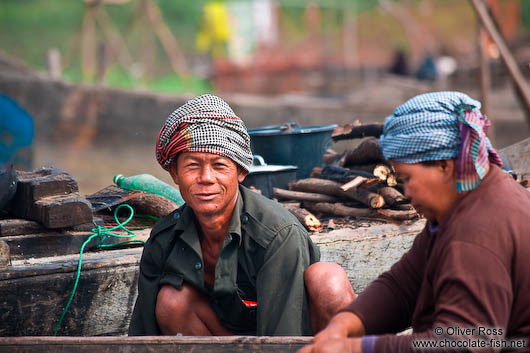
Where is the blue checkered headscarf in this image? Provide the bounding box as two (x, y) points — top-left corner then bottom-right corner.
(379, 91), (502, 192)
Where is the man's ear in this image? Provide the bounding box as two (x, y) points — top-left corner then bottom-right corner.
(169, 161), (179, 184)
(439, 159), (456, 181)
(237, 167), (248, 183)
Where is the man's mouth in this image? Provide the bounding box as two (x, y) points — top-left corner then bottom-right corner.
(195, 193), (218, 201)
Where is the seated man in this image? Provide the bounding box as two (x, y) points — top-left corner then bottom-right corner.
(129, 94), (354, 336)
(298, 92), (530, 352)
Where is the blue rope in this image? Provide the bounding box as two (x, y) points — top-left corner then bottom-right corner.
(53, 204), (145, 336)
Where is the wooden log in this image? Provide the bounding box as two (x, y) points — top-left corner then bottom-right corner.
(520, 178), (530, 188)
(282, 204), (322, 232)
(304, 202), (373, 218)
(320, 165), (375, 183)
(336, 163), (390, 182)
(0, 336), (312, 353)
(305, 202), (418, 221)
(390, 203), (415, 211)
(125, 194), (178, 218)
(290, 178), (385, 209)
(376, 209), (419, 221)
(377, 186), (408, 206)
(273, 188), (340, 203)
(322, 149), (343, 165)
(386, 173), (398, 187)
(310, 167), (323, 178)
(339, 138), (385, 166)
(340, 176), (366, 191)
(331, 123), (383, 142)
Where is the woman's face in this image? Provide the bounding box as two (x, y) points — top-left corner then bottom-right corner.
(392, 160), (460, 224)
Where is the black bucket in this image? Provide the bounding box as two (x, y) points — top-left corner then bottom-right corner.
(248, 123), (337, 179)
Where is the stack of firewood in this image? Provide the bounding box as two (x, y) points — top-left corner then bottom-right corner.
(274, 122), (420, 231)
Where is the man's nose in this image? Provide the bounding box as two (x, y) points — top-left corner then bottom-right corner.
(198, 165), (215, 183)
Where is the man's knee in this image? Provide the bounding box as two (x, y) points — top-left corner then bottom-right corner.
(156, 284), (196, 325)
(305, 262), (356, 300)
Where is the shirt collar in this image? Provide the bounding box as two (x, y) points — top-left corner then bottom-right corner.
(170, 190), (244, 248)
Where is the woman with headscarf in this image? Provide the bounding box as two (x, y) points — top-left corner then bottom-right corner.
(298, 91), (530, 353)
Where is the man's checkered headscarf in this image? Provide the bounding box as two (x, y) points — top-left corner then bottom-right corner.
(379, 91), (502, 192)
(156, 94), (253, 172)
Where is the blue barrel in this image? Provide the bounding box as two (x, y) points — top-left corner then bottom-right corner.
(248, 123), (337, 179)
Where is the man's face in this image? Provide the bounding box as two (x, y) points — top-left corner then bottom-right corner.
(170, 152), (247, 217)
(392, 160), (457, 223)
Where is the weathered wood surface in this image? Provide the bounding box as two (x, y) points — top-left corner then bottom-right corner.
(13, 169), (79, 202)
(314, 220), (425, 294)
(1, 229), (150, 261)
(0, 248), (142, 336)
(0, 220), (425, 337)
(0, 240), (9, 268)
(31, 193), (93, 229)
(0, 219), (44, 237)
(9, 169), (93, 228)
(0, 336), (312, 353)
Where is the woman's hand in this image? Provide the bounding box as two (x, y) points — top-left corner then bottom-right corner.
(297, 312), (366, 353)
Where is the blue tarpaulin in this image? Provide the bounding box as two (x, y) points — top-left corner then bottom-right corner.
(0, 94), (34, 169)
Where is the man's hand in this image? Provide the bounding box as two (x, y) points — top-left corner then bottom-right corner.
(296, 337), (362, 353)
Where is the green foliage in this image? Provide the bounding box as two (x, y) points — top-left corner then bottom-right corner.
(147, 74), (212, 94)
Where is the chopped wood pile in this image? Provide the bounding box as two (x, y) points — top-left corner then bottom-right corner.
(274, 122), (420, 232)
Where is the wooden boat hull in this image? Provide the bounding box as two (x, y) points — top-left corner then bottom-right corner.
(0, 221), (424, 337)
(0, 336), (312, 353)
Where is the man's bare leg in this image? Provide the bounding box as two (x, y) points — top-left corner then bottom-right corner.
(304, 262), (356, 334)
(155, 283), (234, 336)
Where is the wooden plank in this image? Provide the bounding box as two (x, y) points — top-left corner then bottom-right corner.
(32, 193), (93, 229)
(0, 239), (9, 268)
(2, 228), (149, 261)
(0, 219), (45, 237)
(0, 249), (142, 336)
(13, 168), (79, 202)
(0, 336), (312, 353)
(0, 247), (143, 281)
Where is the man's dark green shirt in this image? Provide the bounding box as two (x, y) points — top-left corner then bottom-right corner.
(128, 185), (320, 336)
